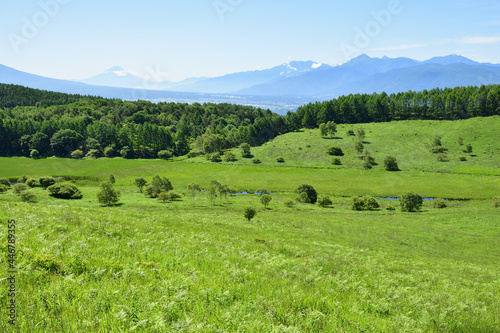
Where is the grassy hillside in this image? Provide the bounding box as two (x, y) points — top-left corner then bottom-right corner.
(1, 187), (499, 331)
(0, 116), (499, 331)
(188, 116), (500, 176)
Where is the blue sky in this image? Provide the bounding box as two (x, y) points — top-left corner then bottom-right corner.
(1, 0), (499, 82)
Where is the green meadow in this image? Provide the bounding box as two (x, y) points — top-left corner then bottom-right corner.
(0, 116), (499, 332)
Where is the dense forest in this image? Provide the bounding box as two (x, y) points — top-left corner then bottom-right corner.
(1, 83), (499, 158)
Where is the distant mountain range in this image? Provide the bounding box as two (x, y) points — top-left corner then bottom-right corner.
(1, 55), (500, 114)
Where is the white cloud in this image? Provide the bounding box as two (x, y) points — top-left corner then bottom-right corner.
(311, 63), (322, 69)
(460, 36), (500, 44)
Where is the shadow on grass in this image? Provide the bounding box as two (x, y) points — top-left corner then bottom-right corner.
(322, 137), (344, 140)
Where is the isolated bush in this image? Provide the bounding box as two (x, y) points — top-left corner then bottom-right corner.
(317, 195), (333, 208)
(465, 144), (473, 154)
(244, 207), (257, 221)
(433, 198), (447, 209)
(252, 158), (261, 164)
(47, 183), (83, 200)
(347, 129), (355, 136)
(30, 149), (41, 159)
(459, 156), (467, 161)
(457, 136), (464, 146)
(97, 182), (120, 207)
(0, 178), (11, 187)
(284, 199), (296, 208)
(433, 135), (442, 146)
(332, 158), (342, 165)
(363, 152), (376, 166)
(356, 128), (366, 141)
(26, 178), (40, 188)
(384, 156), (399, 171)
(109, 174), (116, 184)
(158, 150), (173, 160)
(71, 150), (84, 159)
(320, 121), (337, 137)
(0, 185), (8, 193)
(13, 183), (28, 195)
(260, 194), (272, 209)
(276, 157), (285, 163)
(363, 161), (373, 170)
(351, 196), (379, 211)
(296, 184), (317, 204)
(134, 178), (147, 193)
(327, 146), (344, 156)
(436, 153), (448, 162)
(39, 176), (56, 189)
(20, 190), (37, 203)
(241, 143), (252, 158)
(224, 152), (237, 162)
(430, 146), (446, 154)
(386, 205), (396, 211)
(355, 141), (364, 156)
(400, 192), (423, 212)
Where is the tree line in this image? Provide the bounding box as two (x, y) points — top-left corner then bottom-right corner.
(293, 85), (500, 128)
(0, 84), (288, 158)
(1, 83), (499, 158)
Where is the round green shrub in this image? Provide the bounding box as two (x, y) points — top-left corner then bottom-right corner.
(26, 178), (40, 188)
(47, 183), (83, 200)
(400, 192), (423, 212)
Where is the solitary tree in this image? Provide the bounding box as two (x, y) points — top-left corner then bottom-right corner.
(465, 144), (473, 154)
(296, 184), (317, 204)
(319, 123), (328, 137)
(240, 143), (252, 158)
(187, 183), (200, 206)
(325, 121), (337, 137)
(260, 194), (272, 209)
(207, 180), (221, 205)
(109, 174), (116, 184)
(244, 207), (257, 221)
(384, 156), (399, 171)
(97, 181), (121, 207)
(134, 178), (147, 193)
(400, 192), (423, 212)
(356, 128), (366, 141)
(355, 141), (364, 157)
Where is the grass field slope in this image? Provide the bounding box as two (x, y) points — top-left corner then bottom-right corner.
(189, 116), (500, 176)
(0, 116), (499, 332)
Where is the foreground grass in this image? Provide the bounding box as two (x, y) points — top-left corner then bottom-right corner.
(1, 186), (499, 332)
